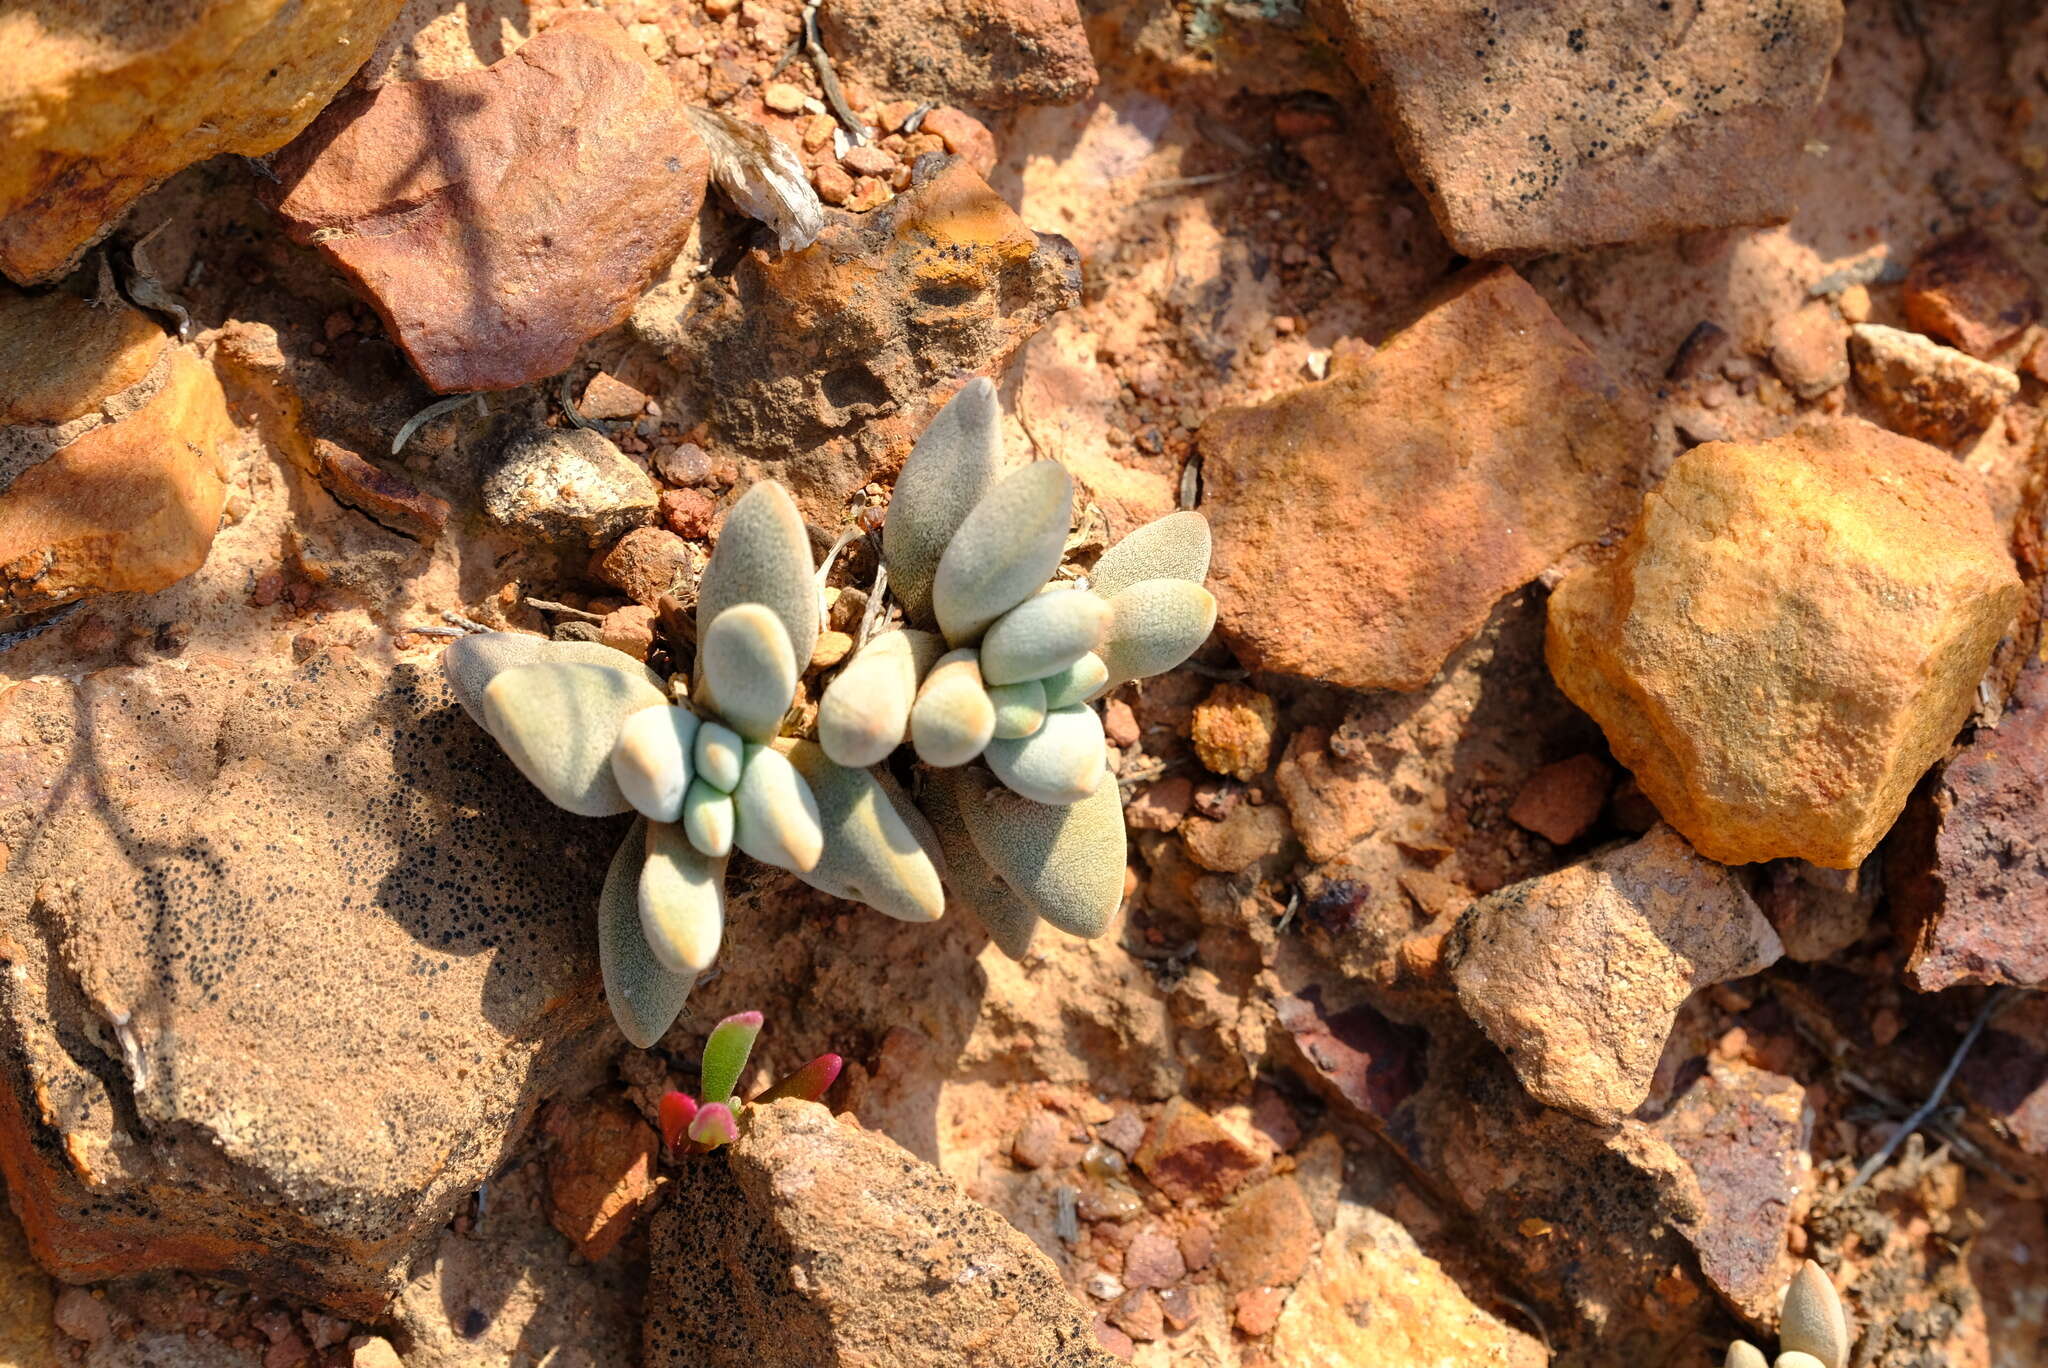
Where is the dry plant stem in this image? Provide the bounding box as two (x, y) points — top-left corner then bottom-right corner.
(802, 0), (869, 144)
(526, 598), (607, 623)
(1842, 988), (2013, 1196)
(392, 394), (480, 455)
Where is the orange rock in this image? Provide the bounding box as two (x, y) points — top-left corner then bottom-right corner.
(543, 1097), (658, 1261)
(1902, 229), (2041, 358)
(1506, 753), (1612, 845)
(1132, 1099), (1262, 1204)
(819, 0), (1096, 109)
(1190, 682), (1277, 782)
(1180, 803), (1292, 874)
(0, 349), (229, 614)
(0, 285), (167, 426)
(1199, 266), (1647, 691)
(1213, 1175), (1317, 1293)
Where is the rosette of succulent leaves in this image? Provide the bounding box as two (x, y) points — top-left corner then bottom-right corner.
(658, 1010), (843, 1154)
(1724, 1261), (1853, 1368)
(444, 379), (1212, 1048)
(819, 377), (1215, 958)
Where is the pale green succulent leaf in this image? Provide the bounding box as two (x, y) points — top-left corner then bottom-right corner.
(1723, 1344), (1767, 1368)
(983, 704), (1106, 806)
(682, 778), (735, 858)
(932, 461), (1073, 646)
(1038, 652), (1108, 710)
(700, 602), (799, 741)
(978, 588), (1111, 687)
(920, 767), (1039, 959)
(1097, 579), (1218, 694)
(599, 819), (697, 1048)
(1780, 1262), (1849, 1368)
(733, 742), (825, 874)
(910, 648), (996, 767)
(611, 704), (699, 823)
(987, 678), (1048, 740)
(884, 377), (1003, 627)
(696, 481), (819, 669)
(954, 766), (1126, 938)
(693, 719), (745, 793)
(1088, 510), (1211, 600)
(482, 661), (669, 816)
(1775, 1355), (1826, 1368)
(444, 631), (664, 728)
(817, 628), (941, 768)
(640, 819), (727, 974)
(784, 740), (946, 922)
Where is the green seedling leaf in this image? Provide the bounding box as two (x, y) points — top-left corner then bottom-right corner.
(699, 1011), (764, 1104)
(659, 1090), (698, 1155)
(686, 1100), (739, 1149)
(754, 1053), (844, 1105)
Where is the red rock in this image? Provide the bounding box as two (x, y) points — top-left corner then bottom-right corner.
(1101, 698), (1140, 749)
(1010, 1107), (1077, 1170)
(814, 162), (855, 205)
(1315, 0), (1843, 256)
(0, 284), (167, 427)
(1890, 658), (2048, 990)
(1120, 1229), (1185, 1290)
(1232, 1285), (1286, 1337)
(659, 488), (718, 540)
(543, 1096), (659, 1261)
(1126, 777), (1192, 832)
(579, 373), (650, 422)
(1199, 266), (1646, 691)
(312, 440), (449, 542)
(1132, 1099), (1263, 1205)
(1768, 300), (1850, 399)
(919, 107), (998, 176)
(842, 143), (896, 178)
(1108, 1289), (1163, 1342)
(653, 443), (714, 487)
(1902, 229), (2041, 358)
(819, 0), (1097, 110)
(600, 605), (659, 661)
(267, 13), (709, 393)
(1272, 727), (1379, 864)
(1213, 1175), (1318, 1293)
(1506, 753), (1611, 845)
(1274, 989), (1427, 1124)
(598, 526), (696, 607)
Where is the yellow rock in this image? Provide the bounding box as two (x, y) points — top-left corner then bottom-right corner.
(1548, 418), (2022, 868)
(0, 283), (167, 425)
(0, 0), (407, 283)
(0, 348), (231, 613)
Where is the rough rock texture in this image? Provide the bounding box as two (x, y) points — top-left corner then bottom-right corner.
(644, 157), (1078, 517)
(1652, 1059), (1810, 1327)
(1314, 0), (1844, 256)
(1269, 1199), (1547, 1367)
(1200, 266), (1646, 691)
(1768, 300), (1850, 399)
(644, 1100), (1118, 1367)
(0, 347), (230, 614)
(1902, 229), (2041, 358)
(267, 12), (709, 393)
(0, 285), (168, 435)
(1547, 419), (2022, 868)
(542, 1096), (657, 1261)
(0, 0), (408, 283)
(0, 1182), (59, 1368)
(1447, 825), (1783, 1124)
(482, 426), (660, 550)
(0, 648), (618, 1314)
(1889, 657), (2048, 990)
(1848, 323), (2020, 446)
(820, 0), (1096, 109)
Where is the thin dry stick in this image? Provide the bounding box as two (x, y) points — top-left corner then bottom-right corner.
(1842, 988), (2012, 1197)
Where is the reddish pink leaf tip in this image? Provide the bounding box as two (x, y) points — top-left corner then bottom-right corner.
(659, 1090), (698, 1154)
(720, 1010), (766, 1029)
(753, 1052), (845, 1105)
(688, 1101), (739, 1148)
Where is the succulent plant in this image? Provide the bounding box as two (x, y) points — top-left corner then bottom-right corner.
(1725, 1259), (1852, 1368)
(658, 1009), (844, 1155)
(815, 378), (1215, 956)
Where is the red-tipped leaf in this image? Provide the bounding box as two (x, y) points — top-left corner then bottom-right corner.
(687, 1100), (739, 1149)
(754, 1053), (844, 1105)
(658, 1090), (698, 1154)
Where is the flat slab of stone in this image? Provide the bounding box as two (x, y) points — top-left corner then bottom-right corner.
(0, 648), (617, 1315)
(1199, 265), (1646, 691)
(1315, 0), (1843, 256)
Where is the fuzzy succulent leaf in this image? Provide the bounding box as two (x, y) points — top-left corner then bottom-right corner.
(910, 648), (996, 767)
(732, 743), (824, 873)
(686, 1100), (740, 1148)
(696, 481), (819, 676)
(920, 766), (1039, 959)
(884, 377), (1003, 627)
(931, 461), (1073, 646)
(598, 819), (697, 1048)
(983, 704), (1107, 806)
(1037, 653), (1109, 710)
(1775, 1355), (1826, 1368)
(817, 628), (943, 767)
(1723, 1346), (1767, 1368)
(700, 602), (799, 741)
(977, 587), (1111, 686)
(784, 740), (947, 922)
(682, 778), (735, 857)
(658, 1089), (698, 1153)
(611, 705), (699, 823)
(754, 1053), (844, 1105)
(1780, 1263), (1849, 1368)
(482, 661), (669, 816)
(1088, 510), (1211, 600)
(693, 720), (744, 793)
(444, 631), (666, 729)
(986, 678), (1048, 740)
(950, 765), (1126, 939)
(1098, 578), (1218, 694)
(639, 818), (727, 974)
(699, 1010), (763, 1104)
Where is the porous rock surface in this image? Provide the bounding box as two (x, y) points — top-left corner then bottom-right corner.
(1848, 322), (2021, 446)
(1547, 418), (2022, 869)
(1446, 825), (1783, 1124)
(267, 12), (709, 393)
(1199, 265), (1646, 692)
(0, 0), (408, 283)
(0, 648), (619, 1314)
(819, 0), (1098, 109)
(1314, 0), (1844, 256)
(645, 1099), (1118, 1368)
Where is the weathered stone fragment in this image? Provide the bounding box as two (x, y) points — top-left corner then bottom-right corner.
(1902, 229), (2040, 358)
(1849, 323), (2019, 446)
(819, 0), (1097, 109)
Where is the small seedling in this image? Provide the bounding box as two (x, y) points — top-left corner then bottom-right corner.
(657, 1010), (844, 1156)
(1725, 1259), (1852, 1368)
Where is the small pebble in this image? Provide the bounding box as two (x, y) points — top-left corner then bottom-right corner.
(763, 82), (806, 115)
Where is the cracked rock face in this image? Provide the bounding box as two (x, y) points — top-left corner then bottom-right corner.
(0, 648), (619, 1315)
(1547, 417), (2023, 869)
